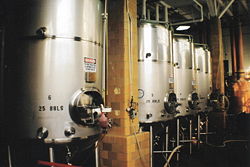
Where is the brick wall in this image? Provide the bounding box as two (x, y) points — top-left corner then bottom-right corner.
(99, 0), (150, 166)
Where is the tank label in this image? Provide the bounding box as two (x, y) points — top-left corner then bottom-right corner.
(145, 99), (160, 103)
(169, 77), (174, 83)
(84, 57), (96, 72)
(177, 98), (186, 101)
(38, 105), (64, 112)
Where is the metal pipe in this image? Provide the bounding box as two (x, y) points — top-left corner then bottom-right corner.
(239, 0), (249, 12)
(49, 147), (55, 167)
(169, 31), (174, 80)
(147, 9), (151, 20)
(159, 1), (170, 23)
(164, 6), (169, 23)
(194, 43), (208, 47)
(0, 28), (5, 138)
(180, 140), (198, 143)
(153, 151), (175, 153)
(174, 34), (193, 41)
(155, 3), (160, 21)
(142, 0), (147, 19)
(171, 0), (203, 26)
(95, 141), (99, 167)
(189, 119), (192, 155)
(165, 126), (169, 158)
(150, 126), (153, 167)
(8, 146), (12, 167)
(176, 118), (180, 161)
(102, 0), (108, 101)
(218, 0), (235, 19)
(140, 19), (168, 24)
(205, 116), (209, 143)
(197, 114), (201, 149)
(216, 0), (233, 16)
(214, 0), (218, 16)
(195, 132), (215, 135)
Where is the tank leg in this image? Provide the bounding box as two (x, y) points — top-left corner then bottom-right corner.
(150, 125), (153, 167)
(176, 118), (180, 161)
(95, 141), (99, 167)
(197, 114), (201, 149)
(49, 146), (55, 167)
(205, 116), (209, 144)
(189, 119), (192, 155)
(165, 126), (169, 158)
(7, 145), (12, 167)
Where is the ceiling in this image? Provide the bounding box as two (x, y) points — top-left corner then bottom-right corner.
(0, 0), (249, 27)
(138, 0), (250, 27)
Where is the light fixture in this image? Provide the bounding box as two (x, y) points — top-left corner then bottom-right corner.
(176, 25), (190, 31)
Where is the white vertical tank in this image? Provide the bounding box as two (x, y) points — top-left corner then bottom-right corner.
(138, 23), (177, 123)
(173, 36), (199, 117)
(4, 0), (106, 144)
(195, 45), (209, 113)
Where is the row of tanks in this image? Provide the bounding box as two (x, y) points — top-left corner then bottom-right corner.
(137, 19), (212, 166)
(138, 22), (212, 123)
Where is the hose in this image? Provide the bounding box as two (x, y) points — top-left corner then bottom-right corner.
(163, 145), (183, 167)
(37, 160), (82, 167)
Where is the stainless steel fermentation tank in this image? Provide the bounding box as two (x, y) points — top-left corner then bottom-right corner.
(4, 0), (107, 143)
(138, 23), (177, 123)
(173, 36), (199, 117)
(195, 45), (212, 113)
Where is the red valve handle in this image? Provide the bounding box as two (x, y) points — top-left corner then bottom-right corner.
(37, 160), (82, 167)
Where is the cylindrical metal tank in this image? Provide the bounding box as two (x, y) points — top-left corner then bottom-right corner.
(4, 0), (105, 143)
(173, 36), (199, 116)
(195, 45), (209, 113)
(138, 23), (176, 123)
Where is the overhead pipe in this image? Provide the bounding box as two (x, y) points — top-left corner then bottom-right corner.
(155, 3), (160, 21)
(140, 0), (169, 24)
(216, 0), (233, 16)
(159, 1), (170, 23)
(142, 0), (147, 19)
(171, 0), (203, 26)
(147, 9), (151, 20)
(194, 43), (209, 48)
(218, 0), (235, 19)
(239, 0), (249, 12)
(174, 34), (193, 43)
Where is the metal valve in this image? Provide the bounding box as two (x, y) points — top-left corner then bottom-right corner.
(164, 92), (180, 114)
(126, 96), (137, 120)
